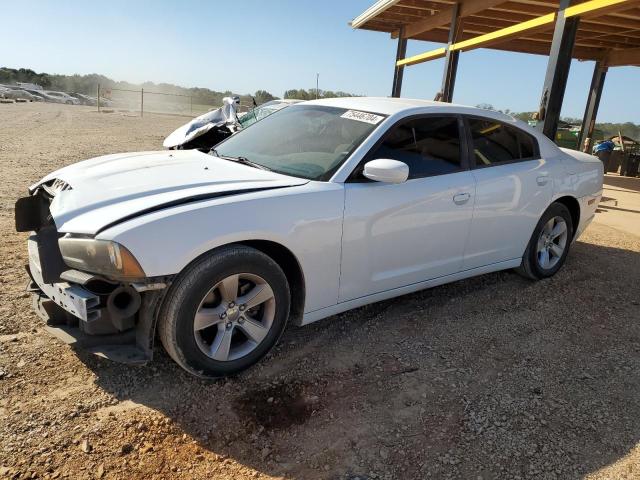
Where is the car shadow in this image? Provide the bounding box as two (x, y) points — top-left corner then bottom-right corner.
(79, 238), (640, 479)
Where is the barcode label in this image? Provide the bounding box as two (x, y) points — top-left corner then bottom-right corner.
(341, 110), (384, 125)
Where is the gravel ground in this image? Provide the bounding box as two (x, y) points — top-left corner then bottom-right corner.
(1, 103), (639, 480)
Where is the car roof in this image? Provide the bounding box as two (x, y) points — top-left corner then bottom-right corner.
(302, 96), (515, 121)
(301, 96), (557, 155)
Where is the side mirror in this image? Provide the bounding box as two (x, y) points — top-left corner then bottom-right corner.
(363, 159), (409, 184)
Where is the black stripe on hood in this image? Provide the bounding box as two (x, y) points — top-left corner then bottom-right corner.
(95, 185), (296, 235)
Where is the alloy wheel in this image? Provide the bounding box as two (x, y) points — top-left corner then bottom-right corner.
(536, 216), (568, 270)
(193, 273), (275, 361)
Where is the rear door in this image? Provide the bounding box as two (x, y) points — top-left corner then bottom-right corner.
(339, 115), (476, 302)
(462, 116), (552, 270)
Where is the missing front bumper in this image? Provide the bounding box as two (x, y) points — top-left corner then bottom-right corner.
(29, 286), (164, 365)
(19, 190), (164, 365)
(31, 291), (148, 364)
(27, 235), (165, 365)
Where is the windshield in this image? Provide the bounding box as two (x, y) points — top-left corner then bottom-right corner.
(215, 105), (384, 180)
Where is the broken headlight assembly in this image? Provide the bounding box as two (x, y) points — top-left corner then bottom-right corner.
(58, 236), (146, 280)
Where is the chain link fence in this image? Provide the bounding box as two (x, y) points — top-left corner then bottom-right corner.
(1, 82), (255, 118)
(99, 85), (214, 116)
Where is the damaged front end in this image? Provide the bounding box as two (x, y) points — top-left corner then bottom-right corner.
(163, 96), (240, 151)
(16, 181), (168, 364)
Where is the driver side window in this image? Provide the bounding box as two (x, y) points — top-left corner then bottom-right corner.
(370, 116), (463, 179)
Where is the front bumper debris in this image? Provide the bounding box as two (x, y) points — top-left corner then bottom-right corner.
(18, 187), (168, 366)
(29, 236), (101, 321)
(31, 291), (146, 364)
(27, 235), (165, 365)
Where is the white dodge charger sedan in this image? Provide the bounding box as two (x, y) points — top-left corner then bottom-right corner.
(16, 97), (603, 377)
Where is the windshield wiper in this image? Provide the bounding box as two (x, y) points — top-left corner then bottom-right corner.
(234, 156), (272, 171)
(210, 149), (271, 171)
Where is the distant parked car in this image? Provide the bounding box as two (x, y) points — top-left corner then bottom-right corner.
(0, 88), (43, 102)
(20, 89), (63, 103)
(98, 97), (114, 108)
(68, 93), (97, 106)
(44, 91), (80, 105)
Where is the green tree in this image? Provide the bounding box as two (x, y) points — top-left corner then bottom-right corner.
(254, 90), (277, 105)
(284, 88), (359, 100)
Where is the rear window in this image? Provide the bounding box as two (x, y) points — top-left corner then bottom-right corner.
(468, 118), (538, 166)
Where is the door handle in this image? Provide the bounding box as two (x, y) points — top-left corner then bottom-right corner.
(453, 192), (470, 205)
(537, 175), (549, 186)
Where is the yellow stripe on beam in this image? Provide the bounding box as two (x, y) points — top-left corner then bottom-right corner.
(396, 47), (447, 67)
(565, 0), (630, 17)
(393, 0), (631, 68)
(450, 13), (556, 51)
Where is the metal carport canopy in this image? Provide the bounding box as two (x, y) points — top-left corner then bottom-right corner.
(351, 0), (640, 66)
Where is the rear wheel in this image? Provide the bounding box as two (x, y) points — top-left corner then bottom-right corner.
(516, 202), (573, 280)
(158, 245), (290, 378)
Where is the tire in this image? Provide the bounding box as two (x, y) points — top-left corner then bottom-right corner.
(158, 245), (290, 378)
(516, 202), (574, 280)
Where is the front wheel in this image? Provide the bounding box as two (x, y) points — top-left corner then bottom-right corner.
(158, 245), (290, 378)
(516, 202), (573, 280)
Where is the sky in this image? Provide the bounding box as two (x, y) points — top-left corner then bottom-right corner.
(2, 0), (638, 123)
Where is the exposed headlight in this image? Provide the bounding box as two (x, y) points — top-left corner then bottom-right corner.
(58, 236), (145, 280)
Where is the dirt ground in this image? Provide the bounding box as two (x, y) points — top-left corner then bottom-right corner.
(1, 102), (639, 480)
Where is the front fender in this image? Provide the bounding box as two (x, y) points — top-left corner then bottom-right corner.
(98, 182), (345, 313)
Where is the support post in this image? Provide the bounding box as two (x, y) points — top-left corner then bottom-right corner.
(578, 60), (607, 152)
(97, 84), (100, 113)
(440, 3), (461, 103)
(537, 0), (579, 140)
(141, 88), (144, 117)
(391, 26), (407, 98)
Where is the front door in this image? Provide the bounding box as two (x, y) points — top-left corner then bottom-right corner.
(339, 115), (476, 302)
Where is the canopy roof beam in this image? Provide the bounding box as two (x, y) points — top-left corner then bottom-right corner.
(605, 46), (640, 64)
(392, 26), (409, 96)
(538, 0), (580, 140)
(578, 60), (608, 152)
(402, 0), (507, 38)
(396, 12), (558, 66)
(440, 3), (462, 102)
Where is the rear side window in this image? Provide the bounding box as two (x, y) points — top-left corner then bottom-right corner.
(370, 116), (462, 179)
(467, 118), (538, 166)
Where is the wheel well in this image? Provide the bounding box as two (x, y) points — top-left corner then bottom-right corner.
(554, 196), (580, 239)
(237, 240), (305, 324)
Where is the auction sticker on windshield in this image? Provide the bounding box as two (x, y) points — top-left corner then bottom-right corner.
(341, 110), (385, 125)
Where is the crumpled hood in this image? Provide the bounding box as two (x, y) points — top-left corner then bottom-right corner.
(33, 150), (307, 235)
